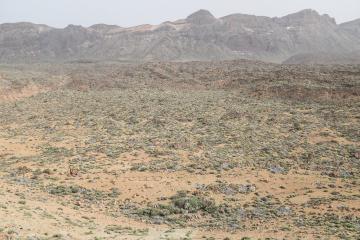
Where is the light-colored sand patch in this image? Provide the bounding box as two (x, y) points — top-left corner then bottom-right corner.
(0, 138), (41, 157)
(0, 84), (50, 102)
(308, 128), (358, 145)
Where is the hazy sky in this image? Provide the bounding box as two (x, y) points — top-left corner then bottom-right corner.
(1, 0), (359, 28)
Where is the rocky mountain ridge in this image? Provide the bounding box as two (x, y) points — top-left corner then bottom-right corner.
(1, 9), (360, 63)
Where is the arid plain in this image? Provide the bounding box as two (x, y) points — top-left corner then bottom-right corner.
(0, 60), (359, 239)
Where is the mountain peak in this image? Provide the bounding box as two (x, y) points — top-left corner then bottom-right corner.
(89, 24), (122, 33)
(65, 24), (84, 29)
(282, 9), (336, 25)
(283, 9), (320, 19)
(186, 9), (217, 25)
(340, 18), (360, 27)
(296, 9), (319, 15)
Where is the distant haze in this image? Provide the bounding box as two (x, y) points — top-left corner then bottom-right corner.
(1, 0), (359, 27)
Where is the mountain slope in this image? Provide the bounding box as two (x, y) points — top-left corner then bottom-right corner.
(0, 9), (360, 63)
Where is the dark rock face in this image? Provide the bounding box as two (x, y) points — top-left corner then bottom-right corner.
(0, 9), (360, 63)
